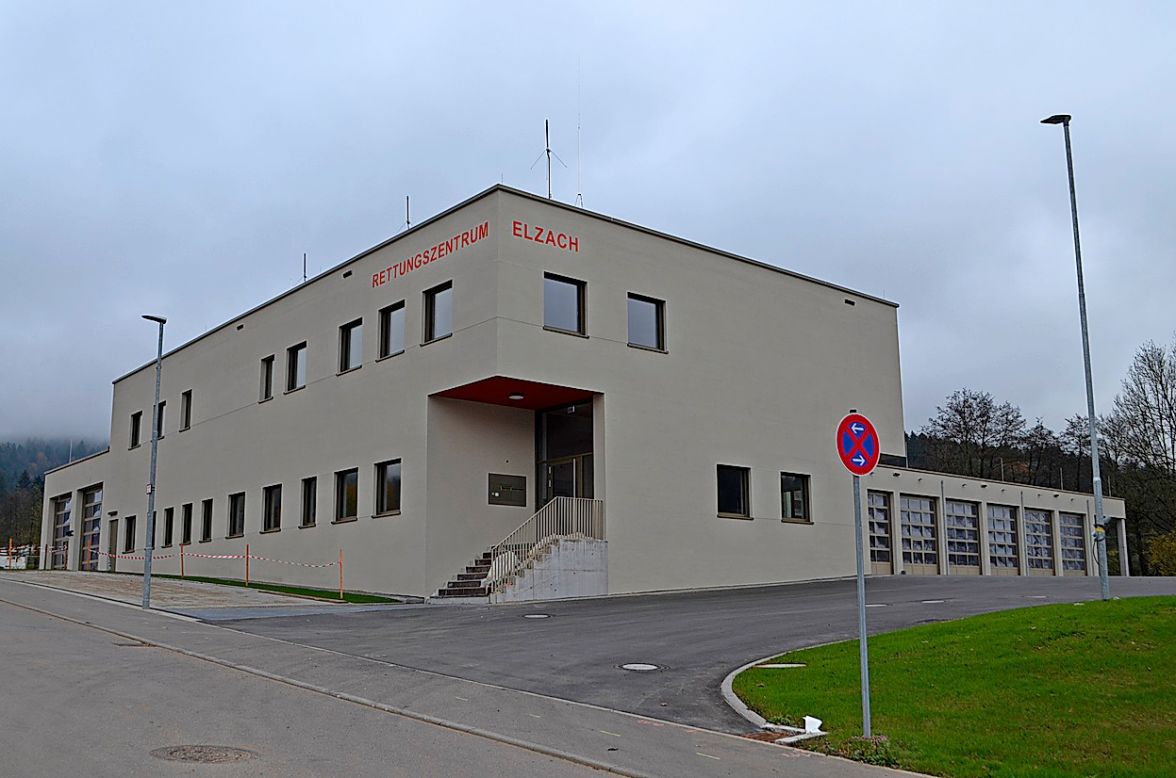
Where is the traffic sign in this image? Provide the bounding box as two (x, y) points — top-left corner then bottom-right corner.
(836, 413), (880, 476)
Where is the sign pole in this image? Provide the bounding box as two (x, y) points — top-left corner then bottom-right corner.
(853, 474), (872, 738)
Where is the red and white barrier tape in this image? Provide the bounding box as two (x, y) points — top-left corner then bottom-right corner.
(245, 554), (337, 568)
(97, 550), (175, 561)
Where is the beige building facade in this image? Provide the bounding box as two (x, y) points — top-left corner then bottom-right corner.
(41, 186), (1123, 599)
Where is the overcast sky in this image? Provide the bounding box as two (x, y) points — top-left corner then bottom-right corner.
(2, 1), (1173, 444)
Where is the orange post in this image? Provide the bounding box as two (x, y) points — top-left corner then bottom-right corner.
(7, 537), (12, 568)
(245, 543), (250, 587)
(180, 543), (185, 578)
(339, 549), (344, 600)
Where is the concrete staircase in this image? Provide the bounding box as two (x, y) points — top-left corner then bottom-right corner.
(433, 549), (496, 600)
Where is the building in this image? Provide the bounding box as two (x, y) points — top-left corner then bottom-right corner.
(41, 185), (1125, 600)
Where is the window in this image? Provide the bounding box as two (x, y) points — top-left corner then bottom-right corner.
(263, 484), (282, 532)
(180, 390), (192, 430)
(1025, 510), (1054, 570)
(378, 301), (405, 358)
(987, 504), (1019, 571)
(867, 491), (891, 563)
(260, 355), (275, 400)
(544, 274), (585, 335)
(375, 460), (402, 515)
(155, 401), (166, 439)
(286, 342), (307, 391)
(627, 293), (665, 350)
(1059, 512), (1087, 572)
(900, 495), (938, 567)
(124, 516), (137, 553)
(130, 412), (142, 448)
(163, 507), (174, 547)
(717, 465), (750, 518)
(181, 503), (193, 545)
(335, 469), (358, 521)
(339, 318), (363, 372)
(228, 492), (245, 537)
(780, 472), (810, 521)
(424, 282), (453, 342)
(200, 499), (213, 542)
(300, 477), (317, 527)
(945, 501), (980, 567)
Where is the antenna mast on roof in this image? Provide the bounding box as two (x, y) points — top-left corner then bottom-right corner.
(302, 253), (307, 284)
(530, 119), (566, 199)
(405, 195), (411, 231)
(576, 59), (584, 208)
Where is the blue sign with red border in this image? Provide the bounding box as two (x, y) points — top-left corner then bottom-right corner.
(837, 413), (880, 476)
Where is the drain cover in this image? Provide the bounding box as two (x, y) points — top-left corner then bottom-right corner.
(523, 614), (551, 619)
(620, 663), (660, 672)
(150, 746), (255, 764)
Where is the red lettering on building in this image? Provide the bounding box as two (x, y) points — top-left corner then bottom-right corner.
(511, 220), (579, 253)
(371, 221), (491, 288)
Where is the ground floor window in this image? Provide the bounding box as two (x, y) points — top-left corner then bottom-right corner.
(988, 505), (1019, 571)
(263, 484), (282, 531)
(163, 507), (174, 547)
(200, 499), (213, 542)
(868, 491), (891, 564)
(181, 503), (193, 545)
(375, 460), (401, 515)
(717, 465), (750, 518)
(779, 472), (810, 521)
(1059, 512), (1087, 571)
(335, 469), (358, 521)
(228, 493), (245, 537)
(945, 500), (980, 567)
(900, 495), (938, 567)
(301, 477), (317, 527)
(1025, 510), (1054, 570)
(124, 516), (136, 553)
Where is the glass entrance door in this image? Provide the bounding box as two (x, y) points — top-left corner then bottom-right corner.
(537, 402), (594, 507)
(544, 455), (594, 501)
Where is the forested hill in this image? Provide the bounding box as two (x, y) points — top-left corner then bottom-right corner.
(0, 438), (107, 488)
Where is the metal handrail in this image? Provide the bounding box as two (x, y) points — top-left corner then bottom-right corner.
(487, 497), (604, 594)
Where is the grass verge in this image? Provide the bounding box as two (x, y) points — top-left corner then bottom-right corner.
(115, 571), (400, 604)
(733, 596), (1176, 778)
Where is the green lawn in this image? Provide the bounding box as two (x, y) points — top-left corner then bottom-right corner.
(119, 571), (400, 604)
(732, 597), (1176, 778)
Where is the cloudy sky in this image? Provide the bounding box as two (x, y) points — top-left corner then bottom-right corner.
(2, 1), (1173, 444)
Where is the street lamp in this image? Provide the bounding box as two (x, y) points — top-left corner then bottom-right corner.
(1040, 114), (1110, 600)
(141, 314), (166, 609)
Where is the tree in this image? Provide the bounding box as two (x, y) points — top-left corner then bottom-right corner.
(920, 389), (1026, 479)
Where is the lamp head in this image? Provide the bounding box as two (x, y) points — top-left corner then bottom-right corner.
(1041, 114), (1071, 125)
(142, 315), (167, 325)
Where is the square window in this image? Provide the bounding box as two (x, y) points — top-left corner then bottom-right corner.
(200, 499), (213, 542)
(130, 411), (142, 448)
(544, 274), (585, 334)
(263, 484), (282, 532)
(181, 503), (193, 545)
(286, 342), (307, 391)
(180, 390), (192, 430)
(780, 472), (810, 521)
(124, 516), (136, 553)
(335, 469), (358, 521)
(260, 355), (275, 400)
(228, 492), (246, 537)
(378, 301), (405, 358)
(339, 319), (363, 372)
(717, 465), (750, 518)
(301, 477), (317, 527)
(424, 282), (453, 342)
(375, 460), (401, 515)
(627, 294), (665, 350)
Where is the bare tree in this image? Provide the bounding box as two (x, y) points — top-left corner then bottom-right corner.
(922, 389), (1026, 479)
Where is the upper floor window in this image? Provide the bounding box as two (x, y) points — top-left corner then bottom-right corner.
(339, 319), (363, 372)
(544, 273), (585, 335)
(287, 342), (307, 391)
(180, 390), (192, 430)
(130, 412), (142, 448)
(260, 355), (275, 401)
(627, 293), (665, 351)
(379, 301), (405, 358)
(424, 282), (453, 342)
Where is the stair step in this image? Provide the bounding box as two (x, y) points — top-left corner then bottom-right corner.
(457, 572), (486, 581)
(435, 586), (488, 598)
(446, 579), (486, 590)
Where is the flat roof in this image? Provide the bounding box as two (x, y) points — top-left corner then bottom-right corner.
(115, 185), (898, 384)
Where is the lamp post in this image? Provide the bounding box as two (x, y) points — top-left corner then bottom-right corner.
(141, 315), (166, 609)
(1040, 114), (1109, 600)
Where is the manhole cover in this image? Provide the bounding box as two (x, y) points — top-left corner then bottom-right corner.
(150, 746), (256, 764)
(523, 614), (551, 619)
(620, 663), (661, 672)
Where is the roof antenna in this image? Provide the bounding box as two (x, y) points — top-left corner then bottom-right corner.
(530, 119), (566, 199)
(302, 253), (307, 284)
(404, 195), (411, 231)
(576, 59), (584, 208)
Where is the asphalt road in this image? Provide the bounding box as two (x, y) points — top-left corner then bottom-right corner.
(210, 575), (1176, 733)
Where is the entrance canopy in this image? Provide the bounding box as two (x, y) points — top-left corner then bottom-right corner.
(433, 376), (595, 410)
